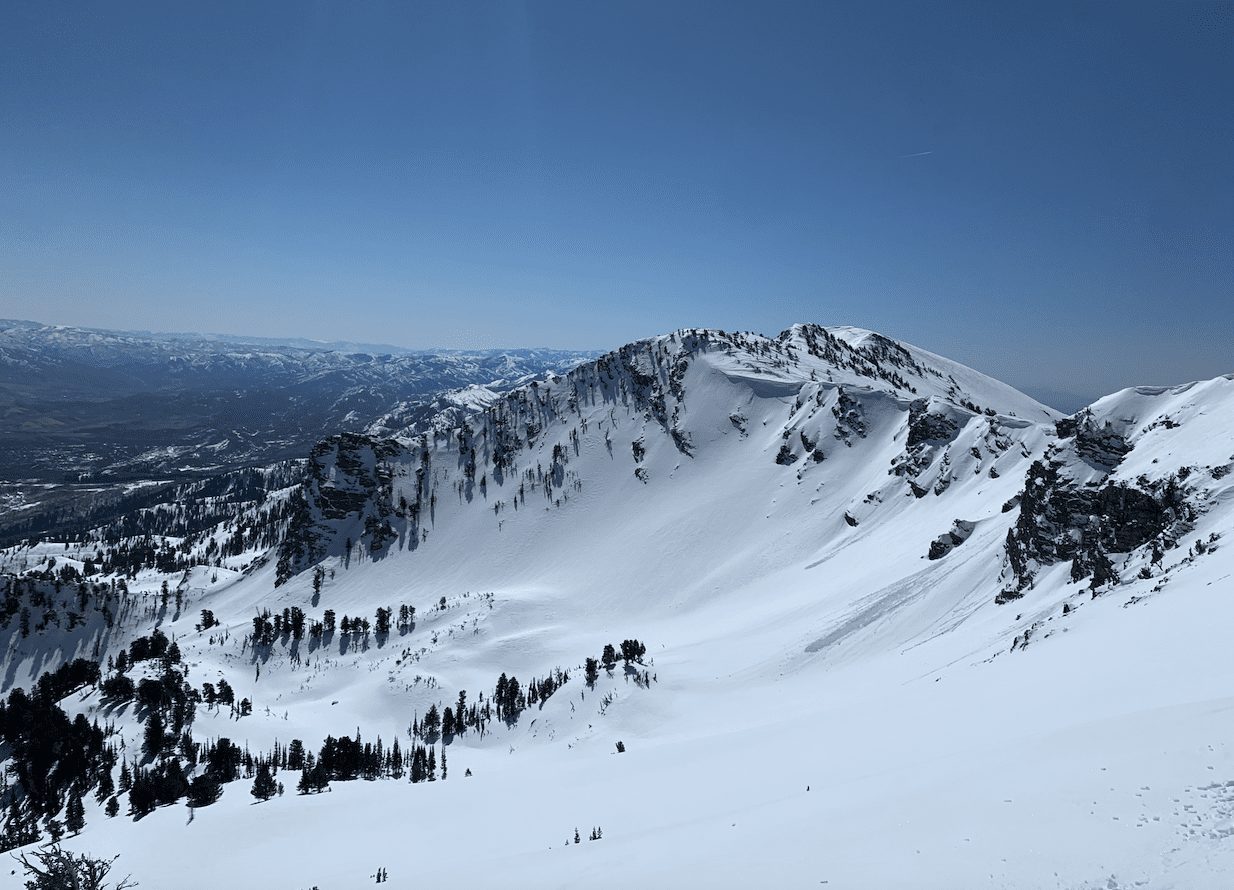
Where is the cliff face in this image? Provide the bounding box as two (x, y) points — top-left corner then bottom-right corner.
(999, 378), (1234, 602)
(275, 434), (404, 584)
(271, 325), (1059, 585)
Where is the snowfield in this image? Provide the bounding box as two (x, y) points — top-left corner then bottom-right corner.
(1, 327), (1231, 889)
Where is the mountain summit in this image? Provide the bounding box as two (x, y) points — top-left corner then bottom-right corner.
(0, 325), (1231, 888)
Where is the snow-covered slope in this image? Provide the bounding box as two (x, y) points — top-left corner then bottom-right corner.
(1, 327), (1232, 889)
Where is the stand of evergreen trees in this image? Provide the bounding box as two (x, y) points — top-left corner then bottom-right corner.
(3, 461), (303, 565)
(0, 659), (115, 851)
(0, 574), (129, 639)
(0, 616), (655, 851)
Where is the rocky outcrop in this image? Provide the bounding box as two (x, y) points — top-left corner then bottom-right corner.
(928, 519), (976, 560)
(275, 433), (403, 585)
(785, 324), (932, 396)
(775, 443), (800, 465)
(907, 399), (960, 448)
(1055, 411), (1131, 470)
(889, 400), (966, 497)
(998, 459), (1195, 602)
(831, 388), (867, 444)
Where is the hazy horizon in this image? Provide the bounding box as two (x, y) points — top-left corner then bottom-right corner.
(8, 310), (1227, 414)
(3, 1), (1231, 412)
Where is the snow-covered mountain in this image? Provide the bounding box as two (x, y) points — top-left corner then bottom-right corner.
(1, 324), (1231, 889)
(0, 319), (596, 546)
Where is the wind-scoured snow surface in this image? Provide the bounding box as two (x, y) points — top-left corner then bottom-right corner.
(2, 327), (1233, 888)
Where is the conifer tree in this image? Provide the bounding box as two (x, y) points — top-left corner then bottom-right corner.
(390, 738), (403, 779)
(188, 774), (221, 808)
(422, 704), (440, 742)
(454, 691), (467, 735)
(287, 739), (306, 770)
(3, 800), (39, 848)
(142, 710), (165, 758)
(96, 766), (115, 803)
(65, 791), (85, 836)
(250, 764), (278, 802)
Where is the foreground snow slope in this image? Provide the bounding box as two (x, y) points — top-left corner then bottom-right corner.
(2, 329), (1232, 889)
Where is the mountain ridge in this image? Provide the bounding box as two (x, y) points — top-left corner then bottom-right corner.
(0, 323), (1231, 888)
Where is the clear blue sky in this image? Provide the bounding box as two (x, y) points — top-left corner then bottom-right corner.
(2, 1), (1230, 407)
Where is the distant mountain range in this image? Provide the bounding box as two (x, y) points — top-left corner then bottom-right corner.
(0, 318), (597, 482)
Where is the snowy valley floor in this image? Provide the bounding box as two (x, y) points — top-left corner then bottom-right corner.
(10, 560), (1233, 890)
